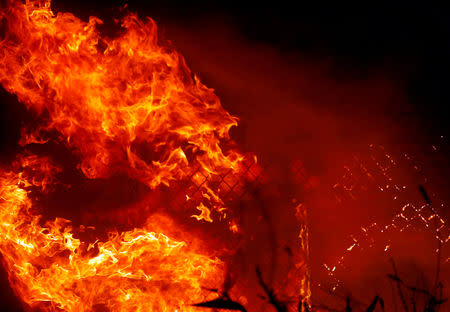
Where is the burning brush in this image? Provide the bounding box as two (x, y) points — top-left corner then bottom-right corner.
(0, 0), (310, 310)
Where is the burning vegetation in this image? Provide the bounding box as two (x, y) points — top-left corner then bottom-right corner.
(0, 0), (273, 310)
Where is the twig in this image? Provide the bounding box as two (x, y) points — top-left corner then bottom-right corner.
(388, 259), (447, 312)
(436, 282), (444, 312)
(433, 229), (442, 300)
(419, 185), (431, 205)
(366, 296), (385, 312)
(346, 297), (352, 312)
(192, 292), (247, 312)
(420, 184), (444, 301)
(256, 266), (287, 312)
(379, 297), (385, 312)
(390, 279), (398, 312)
(389, 259), (409, 312)
(411, 287), (417, 312)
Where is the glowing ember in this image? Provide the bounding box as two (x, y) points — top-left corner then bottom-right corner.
(323, 144), (449, 293)
(0, 0), (255, 310)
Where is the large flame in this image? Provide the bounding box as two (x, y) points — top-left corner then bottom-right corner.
(0, 0), (243, 188)
(0, 0), (252, 310)
(0, 156), (223, 311)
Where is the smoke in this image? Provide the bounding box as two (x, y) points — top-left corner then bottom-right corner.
(158, 14), (449, 308)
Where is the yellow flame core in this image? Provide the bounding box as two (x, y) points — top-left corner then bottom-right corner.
(0, 0), (242, 187)
(0, 156), (224, 311)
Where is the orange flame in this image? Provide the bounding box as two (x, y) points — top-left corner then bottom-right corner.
(0, 156), (223, 310)
(0, 0), (243, 188)
(0, 0), (253, 310)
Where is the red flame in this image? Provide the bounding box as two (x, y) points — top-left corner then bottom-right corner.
(0, 0), (260, 310)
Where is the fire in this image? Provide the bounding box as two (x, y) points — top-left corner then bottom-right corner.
(0, 0), (243, 190)
(0, 0), (253, 310)
(191, 203), (213, 223)
(0, 156), (223, 311)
